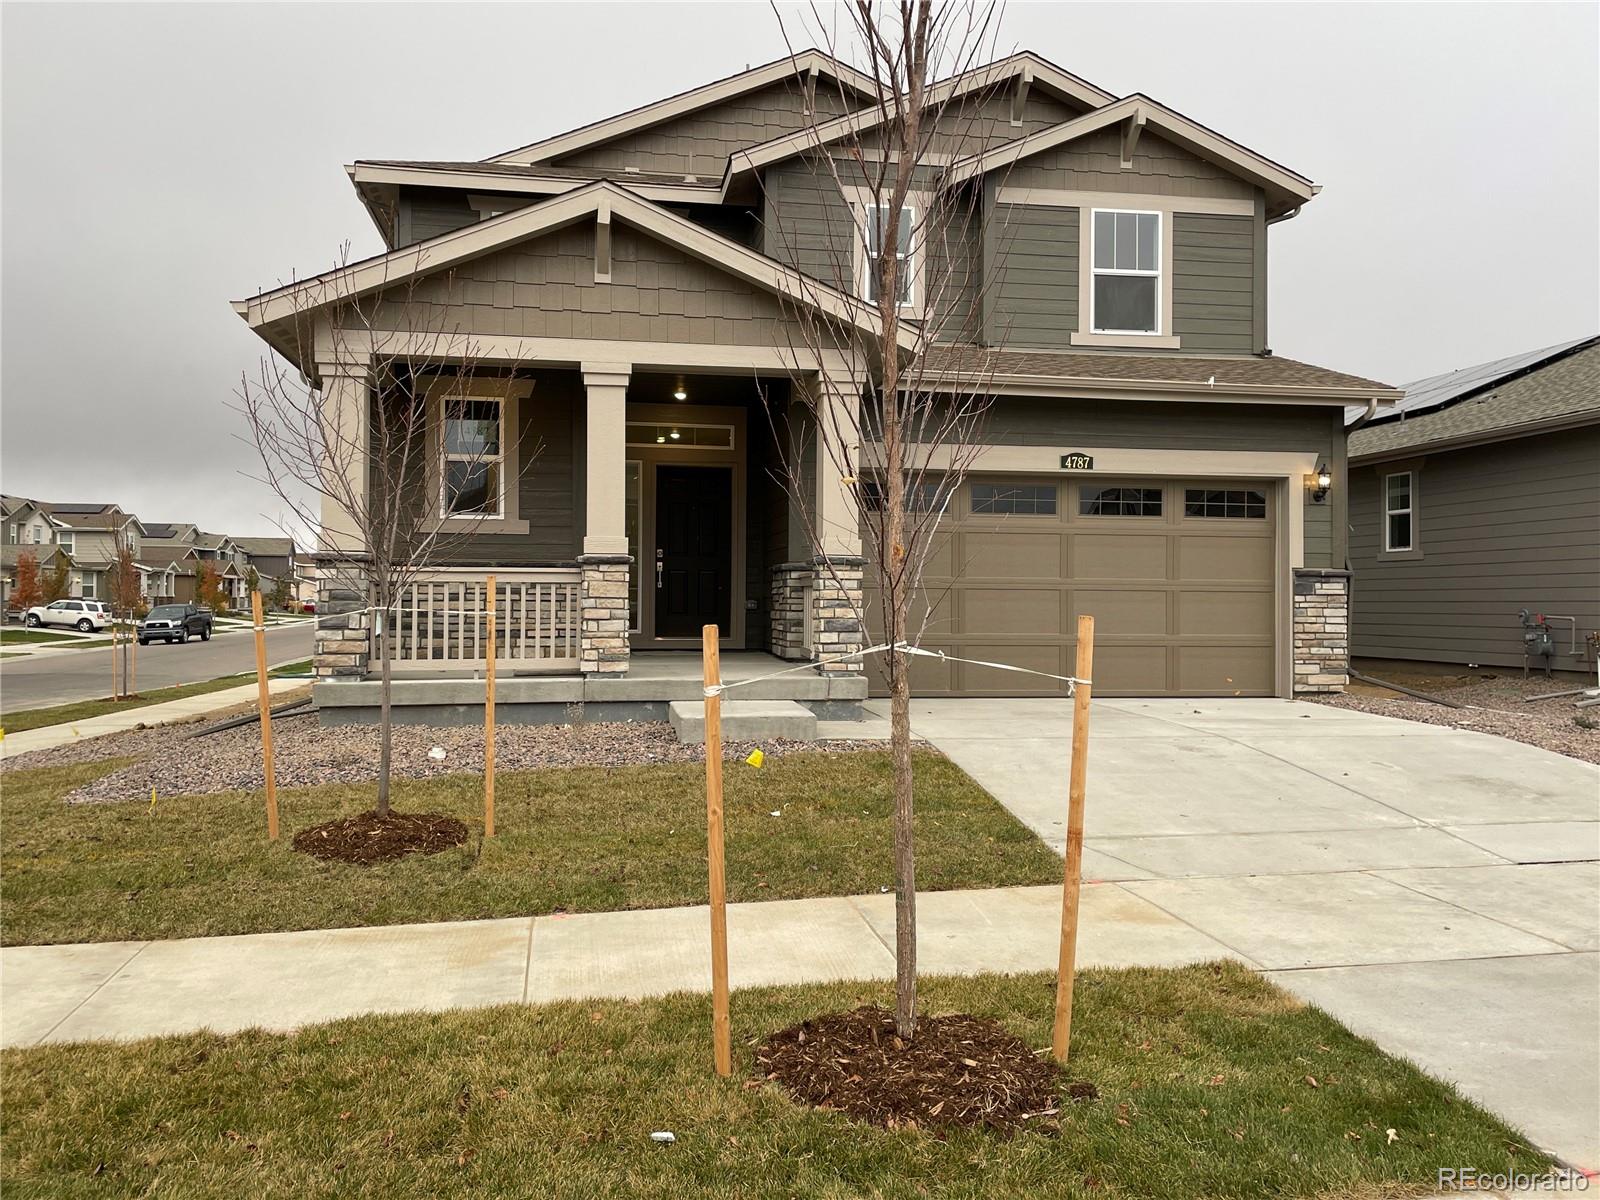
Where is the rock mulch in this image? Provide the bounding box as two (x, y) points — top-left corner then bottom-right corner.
(755, 1005), (1094, 1135)
(1312, 666), (1599, 764)
(8, 715), (880, 806)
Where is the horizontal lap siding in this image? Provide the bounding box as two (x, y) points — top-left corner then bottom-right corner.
(551, 80), (858, 179)
(1349, 428), (1600, 668)
(371, 223), (811, 347)
(1171, 214), (1254, 353)
(399, 189), (479, 243)
(989, 204), (1076, 348)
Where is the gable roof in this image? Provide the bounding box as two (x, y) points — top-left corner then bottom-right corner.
(723, 50), (1116, 196)
(1349, 337), (1600, 461)
(232, 536), (296, 557)
(941, 93), (1316, 215)
(486, 50), (882, 167)
(234, 179), (920, 369)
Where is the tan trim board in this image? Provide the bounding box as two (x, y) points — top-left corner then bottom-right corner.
(924, 372), (1399, 404)
(996, 187), (1256, 216)
(352, 162), (721, 205)
(486, 50), (880, 165)
(1072, 204), (1177, 347)
(944, 95), (1316, 204)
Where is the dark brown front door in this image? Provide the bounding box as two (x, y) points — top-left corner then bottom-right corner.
(655, 465), (732, 638)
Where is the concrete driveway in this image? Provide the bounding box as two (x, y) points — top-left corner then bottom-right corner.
(878, 696), (1600, 1171)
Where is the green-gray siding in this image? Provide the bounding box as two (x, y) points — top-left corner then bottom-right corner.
(987, 203), (1077, 347)
(1349, 427), (1600, 669)
(1006, 129), (1257, 200)
(1171, 213), (1255, 354)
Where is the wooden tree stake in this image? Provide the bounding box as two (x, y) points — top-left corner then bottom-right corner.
(251, 590), (279, 841)
(1052, 613), (1096, 1063)
(484, 574), (496, 838)
(703, 624), (732, 1077)
(110, 621), (120, 700)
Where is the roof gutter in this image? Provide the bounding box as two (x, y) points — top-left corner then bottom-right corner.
(1346, 397), (1381, 430)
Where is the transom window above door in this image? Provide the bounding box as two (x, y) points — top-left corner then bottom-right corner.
(1092, 209), (1161, 334)
(625, 423), (734, 449)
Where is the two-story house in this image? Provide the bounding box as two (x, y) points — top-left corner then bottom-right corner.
(2, 495), (67, 609)
(234, 50), (1398, 721)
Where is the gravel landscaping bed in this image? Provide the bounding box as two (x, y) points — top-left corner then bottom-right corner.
(1311, 664), (1600, 764)
(8, 715), (881, 805)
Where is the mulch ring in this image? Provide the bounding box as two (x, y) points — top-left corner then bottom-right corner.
(754, 1005), (1096, 1135)
(290, 810), (468, 866)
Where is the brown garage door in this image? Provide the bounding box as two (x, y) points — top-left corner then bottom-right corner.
(867, 477), (1278, 697)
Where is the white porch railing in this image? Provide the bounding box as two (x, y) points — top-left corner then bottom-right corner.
(385, 568), (582, 675)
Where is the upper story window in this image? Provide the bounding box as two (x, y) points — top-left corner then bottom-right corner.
(861, 203), (915, 308)
(1091, 210), (1161, 334)
(57, 532), (73, 554)
(1384, 471), (1414, 552)
(441, 396), (504, 518)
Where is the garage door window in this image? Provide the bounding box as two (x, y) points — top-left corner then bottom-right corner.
(971, 484), (1057, 515)
(1080, 486), (1162, 517)
(1184, 489), (1266, 518)
(859, 477), (953, 514)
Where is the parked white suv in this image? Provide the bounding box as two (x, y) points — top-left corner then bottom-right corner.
(23, 599), (110, 632)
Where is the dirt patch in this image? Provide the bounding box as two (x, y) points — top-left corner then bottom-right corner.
(291, 810), (468, 865)
(755, 1005), (1091, 1135)
(1313, 663), (1599, 764)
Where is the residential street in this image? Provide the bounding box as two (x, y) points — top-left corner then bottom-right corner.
(0, 623), (312, 712)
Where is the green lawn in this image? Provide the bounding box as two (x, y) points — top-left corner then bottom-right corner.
(1, 751), (1060, 945)
(0, 661), (310, 733)
(0, 626), (106, 646)
(0, 964), (1550, 1199)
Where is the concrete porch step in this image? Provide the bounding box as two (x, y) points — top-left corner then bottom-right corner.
(667, 699), (818, 744)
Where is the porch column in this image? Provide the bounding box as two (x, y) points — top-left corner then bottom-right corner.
(579, 362), (632, 675)
(313, 355), (373, 681)
(810, 368), (866, 675)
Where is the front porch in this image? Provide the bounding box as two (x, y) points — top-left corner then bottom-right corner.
(313, 649), (868, 726)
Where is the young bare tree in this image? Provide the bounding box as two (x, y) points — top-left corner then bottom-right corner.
(238, 252), (537, 817)
(765, 2), (1017, 1037)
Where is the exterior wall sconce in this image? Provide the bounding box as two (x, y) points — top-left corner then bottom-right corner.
(1308, 462), (1332, 503)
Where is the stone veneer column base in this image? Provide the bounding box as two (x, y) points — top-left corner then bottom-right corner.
(313, 558), (371, 680)
(769, 562), (812, 661)
(1293, 567), (1350, 693)
(811, 555), (866, 675)
(579, 554), (631, 675)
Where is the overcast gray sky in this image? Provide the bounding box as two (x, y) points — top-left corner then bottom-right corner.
(3, 2), (1595, 538)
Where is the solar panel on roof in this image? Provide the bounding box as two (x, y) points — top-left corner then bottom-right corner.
(1394, 336), (1593, 417)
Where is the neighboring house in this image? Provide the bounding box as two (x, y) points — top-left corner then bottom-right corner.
(139, 536), (202, 602)
(38, 503), (146, 604)
(1348, 336), (1600, 673)
(234, 49), (1398, 708)
(2, 496), (66, 608)
(231, 535), (298, 598)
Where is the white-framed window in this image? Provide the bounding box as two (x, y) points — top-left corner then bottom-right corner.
(439, 395), (505, 518)
(57, 531), (73, 554)
(860, 203), (915, 307)
(1384, 471), (1414, 552)
(79, 573), (97, 598)
(1091, 209), (1161, 334)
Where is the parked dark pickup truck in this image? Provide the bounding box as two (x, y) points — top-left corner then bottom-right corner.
(138, 604), (213, 645)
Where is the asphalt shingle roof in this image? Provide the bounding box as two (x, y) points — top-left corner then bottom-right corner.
(919, 346), (1398, 395)
(1349, 340), (1600, 460)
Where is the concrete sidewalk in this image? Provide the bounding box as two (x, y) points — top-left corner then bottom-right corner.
(888, 696), (1600, 1173)
(0, 676), (307, 759)
(0, 883), (1239, 1047)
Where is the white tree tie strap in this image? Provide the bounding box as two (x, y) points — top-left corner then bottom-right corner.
(891, 642), (1091, 692)
(703, 643), (894, 697)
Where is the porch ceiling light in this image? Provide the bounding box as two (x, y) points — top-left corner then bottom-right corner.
(673, 379), (688, 401)
(669, 428), (681, 440)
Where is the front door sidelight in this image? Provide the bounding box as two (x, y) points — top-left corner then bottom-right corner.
(654, 465), (732, 638)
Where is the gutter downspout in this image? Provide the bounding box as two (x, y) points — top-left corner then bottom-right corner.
(1347, 397), (1381, 431)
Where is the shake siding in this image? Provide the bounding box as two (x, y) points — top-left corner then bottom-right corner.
(1349, 427), (1600, 669)
(1171, 213), (1255, 353)
(972, 397), (1340, 568)
(551, 80), (859, 178)
(1006, 130), (1256, 200)
(857, 88), (1082, 157)
(987, 204), (1077, 348)
(385, 371), (581, 565)
(370, 223), (814, 347)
